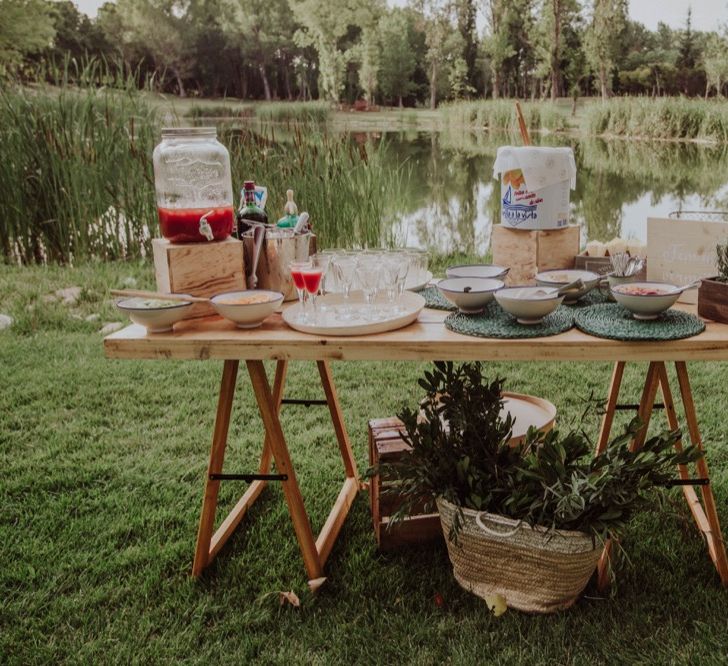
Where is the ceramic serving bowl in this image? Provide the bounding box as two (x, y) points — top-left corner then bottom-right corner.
(445, 264), (510, 280)
(436, 277), (504, 313)
(211, 290), (284, 328)
(611, 281), (682, 320)
(605, 274), (638, 302)
(535, 269), (600, 303)
(495, 286), (565, 325)
(116, 297), (193, 333)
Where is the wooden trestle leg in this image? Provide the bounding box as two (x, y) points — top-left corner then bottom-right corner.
(192, 359), (360, 584)
(595, 361), (728, 590)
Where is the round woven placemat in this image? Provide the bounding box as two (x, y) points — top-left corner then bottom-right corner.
(420, 285), (457, 311)
(445, 302), (574, 339)
(564, 287), (610, 308)
(574, 303), (705, 341)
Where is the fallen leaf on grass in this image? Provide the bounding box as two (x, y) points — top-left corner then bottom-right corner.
(279, 590), (300, 608)
(307, 577), (327, 594)
(485, 593), (507, 617)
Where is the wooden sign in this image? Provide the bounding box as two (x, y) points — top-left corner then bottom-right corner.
(647, 216), (728, 304)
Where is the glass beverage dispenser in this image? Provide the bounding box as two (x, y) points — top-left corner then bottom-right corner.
(152, 127), (234, 243)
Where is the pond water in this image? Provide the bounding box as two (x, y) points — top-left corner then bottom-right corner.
(375, 129), (728, 256)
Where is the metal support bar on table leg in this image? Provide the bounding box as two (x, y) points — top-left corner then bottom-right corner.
(614, 403), (665, 411)
(661, 478), (710, 487)
(209, 473), (288, 482)
(281, 398), (328, 407)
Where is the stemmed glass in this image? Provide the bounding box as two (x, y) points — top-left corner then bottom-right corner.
(289, 259), (312, 322)
(381, 253), (400, 312)
(332, 254), (358, 320)
(393, 252), (411, 313)
(356, 258), (380, 321)
(301, 255), (325, 324)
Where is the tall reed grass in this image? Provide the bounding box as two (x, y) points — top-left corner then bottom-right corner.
(584, 97), (728, 141)
(438, 100), (571, 133)
(0, 81), (398, 263)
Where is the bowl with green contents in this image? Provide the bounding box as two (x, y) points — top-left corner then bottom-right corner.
(116, 297), (192, 333)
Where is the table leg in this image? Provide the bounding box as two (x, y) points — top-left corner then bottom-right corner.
(596, 360), (728, 589)
(193, 360), (239, 576)
(247, 360), (324, 581)
(674, 362), (728, 586)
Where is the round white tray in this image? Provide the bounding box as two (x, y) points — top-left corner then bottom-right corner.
(283, 291), (425, 336)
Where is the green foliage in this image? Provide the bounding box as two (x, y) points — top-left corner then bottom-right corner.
(716, 242), (728, 282)
(382, 362), (701, 541)
(377, 9), (417, 106)
(438, 100), (570, 132)
(584, 0), (628, 99)
(584, 97), (728, 141)
(0, 0), (55, 71)
(253, 101), (331, 123)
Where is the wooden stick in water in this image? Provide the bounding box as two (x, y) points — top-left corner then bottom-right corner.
(110, 289), (210, 303)
(515, 101), (531, 146)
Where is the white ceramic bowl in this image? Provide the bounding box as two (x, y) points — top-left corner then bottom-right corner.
(436, 277), (504, 313)
(535, 269), (600, 303)
(446, 264), (509, 280)
(495, 286), (565, 325)
(116, 297), (192, 333)
(611, 281), (682, 320)
(211, 290), (284, 328)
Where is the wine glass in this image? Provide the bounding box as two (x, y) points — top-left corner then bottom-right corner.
(393, 251), (411, 312)
(332, 254), (358, 320)
(289, 259), (311, 322)
(356, 258), (381, 321)
(301, 255), (325, 324)
(381, 253), (400, 312)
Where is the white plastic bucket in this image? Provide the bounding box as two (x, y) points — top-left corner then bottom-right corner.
(494, 147), (576, 231)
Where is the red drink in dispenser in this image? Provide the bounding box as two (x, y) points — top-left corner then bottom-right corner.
(157, 206), (234, 243)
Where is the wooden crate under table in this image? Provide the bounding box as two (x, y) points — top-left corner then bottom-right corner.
(368, 417), (442, 550)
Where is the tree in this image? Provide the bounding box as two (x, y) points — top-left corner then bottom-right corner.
(584, 0), (627, 100)
(677, 7), (698, 70)
(704, 32), (728, 98)
(421, 2), (452, 109)
(483, 0), (513, 99)
(115, 0), (192, 96)
(356, 28), (380, 103)
(536, 0), (581, 100)
(454, 0), (477, 95)
(0, 0), (54, 70)
(377, 9), (417, 106)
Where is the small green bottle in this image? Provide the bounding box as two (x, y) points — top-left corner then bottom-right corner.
(236, 180), (268, 237)
(277, 189), (299, 228)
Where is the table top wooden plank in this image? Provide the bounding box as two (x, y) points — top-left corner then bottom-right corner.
(104, 302), (728, 363)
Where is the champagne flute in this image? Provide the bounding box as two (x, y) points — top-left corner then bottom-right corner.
(356, 259), (380, 321)
(332, 254), (358, 320)
(301, 255), (325, 324)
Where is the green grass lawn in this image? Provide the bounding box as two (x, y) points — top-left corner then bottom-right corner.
(2, 262), (728, 664)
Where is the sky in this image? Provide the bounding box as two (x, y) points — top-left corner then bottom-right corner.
(73, 0), (725, 31)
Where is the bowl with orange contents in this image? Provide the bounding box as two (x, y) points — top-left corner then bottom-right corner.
(610, 282), (684, 320)
(211, 290), (284, 328)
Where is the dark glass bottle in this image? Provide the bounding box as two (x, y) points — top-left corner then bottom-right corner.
(236, 180), (268, 236)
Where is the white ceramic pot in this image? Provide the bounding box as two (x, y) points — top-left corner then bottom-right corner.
(446, 264), (510, 280)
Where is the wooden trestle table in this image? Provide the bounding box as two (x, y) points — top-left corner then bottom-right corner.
(104, 303), (728, 589)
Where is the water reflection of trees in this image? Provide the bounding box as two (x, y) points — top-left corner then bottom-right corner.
(382, 129), (728, 253)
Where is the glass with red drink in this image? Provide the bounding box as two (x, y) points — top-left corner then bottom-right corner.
(300, 257), (325, 323)
(289, 260), (312, 322)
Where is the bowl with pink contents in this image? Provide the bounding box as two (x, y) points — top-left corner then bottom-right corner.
(611, 281), (695, 320)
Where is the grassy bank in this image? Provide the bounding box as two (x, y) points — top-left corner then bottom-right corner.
(438, 99), (572, 133)
(2, 262), (728, 663)
(583, 97), (728, 142)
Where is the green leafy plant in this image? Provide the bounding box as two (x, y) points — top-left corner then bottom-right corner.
(716, 241), (728, 283)
(380, 362), (702, 542)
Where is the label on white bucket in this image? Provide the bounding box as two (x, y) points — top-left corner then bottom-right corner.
(500, 171), (570, 230)
(493, 146), (576, 231)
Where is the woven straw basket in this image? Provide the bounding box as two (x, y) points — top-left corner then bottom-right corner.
(436, 497), (601, 613)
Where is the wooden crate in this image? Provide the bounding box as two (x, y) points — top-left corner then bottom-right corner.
(153, 237), (246, 319)
(491, 224), (580, 285)
(368, 417), (442, 550)
(574, 254), (647, 280)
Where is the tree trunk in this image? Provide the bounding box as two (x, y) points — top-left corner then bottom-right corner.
(174, 71), (186, 97)
(284, 60), (293, 100)
(430, 61), (437, 109)
(398, 95), (403, 108)
(491, 67), (500, 99)
(259, 63), (272, 101)
(600, 63), (608, 101)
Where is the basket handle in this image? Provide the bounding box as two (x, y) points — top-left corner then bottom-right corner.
(475, 512), (522, 538)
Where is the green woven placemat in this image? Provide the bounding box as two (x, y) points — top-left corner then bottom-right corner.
(564, 287), (610, 308)
(574, 303), (705, 341)
(420, 285), (457, 311)
(445, 302), (574, 339)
